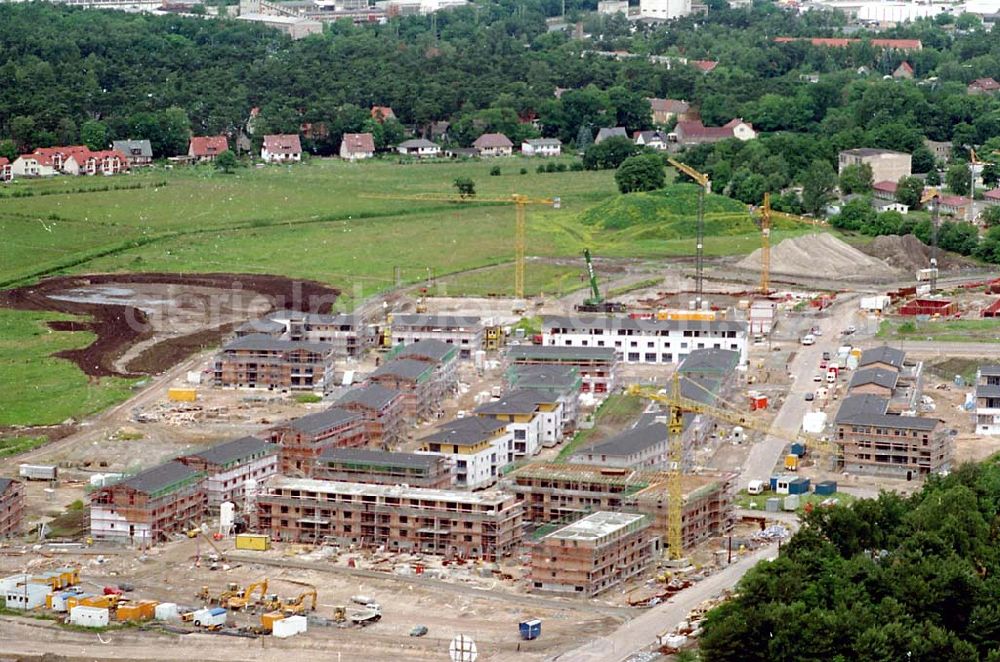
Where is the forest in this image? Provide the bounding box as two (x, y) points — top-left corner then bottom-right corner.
(700, 461), (1000, 662)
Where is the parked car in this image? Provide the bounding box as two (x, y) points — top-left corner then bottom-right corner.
(410, 625), (428, 637)
(822, 351), (831, 361)
(813, 373), (823, 382)
(820, 360), (828, 369)
(805, 392), (815, 401)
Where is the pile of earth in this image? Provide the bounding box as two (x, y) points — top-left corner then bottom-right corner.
(0, 273), (340, 378)
(859, 234), (974, 272)
(736, 233), (901, 282)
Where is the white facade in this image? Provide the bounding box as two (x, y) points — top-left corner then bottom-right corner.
(749, 300), (777, 335)
(521, 139), (562, 157)
(5, 582), (49, 610)
(11, 157), (57, 178)
(89, 505), (151, 544)
(540, 316), (748, 367)
(420, 430), (513, 490)
(976, 367), (1000, 435)
(0, 573), (31, 593)
(597, 0), (629, 13)
(204, 454), (278, 508)
(640, 0), (692, 20)
(70, 606), (110, 628)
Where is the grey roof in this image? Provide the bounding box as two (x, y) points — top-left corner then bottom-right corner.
(507, 345), (618, 362)
(634, 130), (668, 143)
(284, 407), (361, 435)
(524, 138), (562, 147)
(849, 367), (899, 391)
(186, 436), (274, 466)
(836, 412), (939, 431)
(236, 319), (286, 334)
(507, 365), (580, 390)
(835, 395), (890, 424)
(112, 139), (152, 157)
(335, 384), (401, 410)
(980, 365), (1000, 377)
(840, 148), (909, 157)
(222, 333), (332, 355)
(370, 358), (434, 381)
(391, 314), (482, 330)
(679, 348), (740, 375)
(576, 423), (667, 458)
(859, 346), (905, 370)
(120, 461), (202, 496)
(421, 417), (509, 445)
(398, 138), (440, 149)
(396, 339), (458, 363)
(265, 310), (359, 326)
(543, 315), (746, 334)
(596, 127), (628, 142)
(0, 478), (14, 494)
(475, 389), (546, 415)
(318, 447), (441, 469)
(976, 384), (1000, 398)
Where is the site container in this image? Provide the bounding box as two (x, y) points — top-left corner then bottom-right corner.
(70, 606), (109, 628)
(519, 619), (542, 640)
(19, 464), (57, 481)
(55, 567), (79, 587)
(155, 602), (180, 621)
(783, 495), (800, 511)
(168, 388), (197, 402)
(261, 611), (285, 632)
(764, 497), (781, 513)
(273, 614), (308, 639)
(784, 455), (799, 471)
(137, 600), (158, 620)
(787, 478), (811, 495)
(814, 480), (837, 496)
(789, 443), (806, 457)
(117, 604), (143, 622)
(192, 607), (227, 628)
(235, 534), (271, 551)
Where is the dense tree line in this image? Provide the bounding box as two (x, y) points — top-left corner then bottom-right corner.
(701, 462), (1000, 662)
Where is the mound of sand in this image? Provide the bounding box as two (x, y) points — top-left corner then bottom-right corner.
(736, 233), (901, 282)
(861, 234), (971, 272)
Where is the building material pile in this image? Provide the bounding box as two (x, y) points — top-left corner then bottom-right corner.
(736, 233), (901, 282)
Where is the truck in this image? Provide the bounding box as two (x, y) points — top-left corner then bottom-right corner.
(19, 464), (58, 481)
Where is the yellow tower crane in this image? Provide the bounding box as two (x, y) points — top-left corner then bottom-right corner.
(666, 159), (711, 309)
(361, 193), (560, 300)
(626, 375), (837, 559)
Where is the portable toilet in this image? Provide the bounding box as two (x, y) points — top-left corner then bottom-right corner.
(519, 619), (542, 640)
(70, 605), (110, 628)
(784, 455), (799, 471)
(788, 477), (811, 495)
(814, 480), (837, 496)
(273, 614), (308, 639)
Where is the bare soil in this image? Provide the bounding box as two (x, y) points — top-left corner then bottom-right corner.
(860, 234), (977, 273)
(736, 233), (901, 282)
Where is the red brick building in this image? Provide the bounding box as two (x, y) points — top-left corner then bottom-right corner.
(269, 408), (366, 475)
(0, 478), (25, 538)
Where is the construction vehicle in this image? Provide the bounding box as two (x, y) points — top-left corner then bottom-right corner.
(576, 248), (626, 313)
(192, 529), (227, 565)
(282, 588), (318, 615)
(349, 606), (382, 626)
(361, 193), (561, 301)
(197, 582), (242, 606)
(228, 579), (268, 611)
(333, 605), (347, 623)
(626, 373), (836, 559)
(753, 193), (827, 295)
(258, 592), (283, 613)
(666, 158), (710, 309)
(920, 187), (941, 293)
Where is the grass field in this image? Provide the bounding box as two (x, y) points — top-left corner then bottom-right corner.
(734, 489), (857, 511)
(877, 318), (1000, 343)
(0, 309), (136, 427)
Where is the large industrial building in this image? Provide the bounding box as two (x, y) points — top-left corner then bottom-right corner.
(256, 477), (524, 560)
(530, 512), (656, 597)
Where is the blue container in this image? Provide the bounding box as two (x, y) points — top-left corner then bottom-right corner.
(814, 480), (837, 496)
(788, 477), (811, 495)
(769, 476), (780, 492)
(790, 442), (806, 457)
(519, 619), (542, 640)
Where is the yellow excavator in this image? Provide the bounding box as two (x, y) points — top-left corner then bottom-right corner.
(196, 582), (241, 606)
(282, 588), (318, 616)
(228, 579), (268, 611)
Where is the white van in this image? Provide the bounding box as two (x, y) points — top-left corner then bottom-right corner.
(800, 334), (815, 346)
(747, 479), (765, 495)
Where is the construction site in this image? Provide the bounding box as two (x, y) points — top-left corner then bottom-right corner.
(3, 162), (1000, 660)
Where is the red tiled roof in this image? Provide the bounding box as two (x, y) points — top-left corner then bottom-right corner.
(896, 61), (913, 73)
(985, 189), (1000, 201)
(675, 120), (734, 139)
(939, 195), (969, 207)
(371, 106), (396, 121)
(21, 152), (53, 166)
(0, 157), (8, 166)
(263, 134), (302, 155)
(969, 78), (1000, 91)
(190, 136), (229, 157)
(774, 37), (922, 50)
(648, 98), (690, 114)
(473, 133), (513, 149)
(690, 59), (718, 73)
(341, 132), (376, 154)
(873, 181), (897, 193)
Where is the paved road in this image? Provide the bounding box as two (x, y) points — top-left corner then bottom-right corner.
(548, 544), (779, 662)
(738, 295), (858, 491)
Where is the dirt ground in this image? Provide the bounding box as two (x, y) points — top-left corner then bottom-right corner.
(0, 273), (341, 378)
(736, 233), (902, 282)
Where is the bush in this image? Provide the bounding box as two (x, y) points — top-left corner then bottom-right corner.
(555, 163), (568, 172)
(294, 393), (323, 404)
(489, 166), (501, 176)
(569, 161), (585, 172)
(545, 162), (557, 173)
(520, 167), (527, 175)
(536, 164), (545, 173)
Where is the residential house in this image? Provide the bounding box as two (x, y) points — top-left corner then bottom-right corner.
(340, 132), (376, 161)
(872, 180), (898, 201)
(390, 314), (484, 359)
(504, 364), (581, 436)
(312, 448), (452, 488)
(530, 512), (655, 597)
(235, 12), (323, 39)
(540, 314), (749, 367)
(189, 136), (229, 162)
(419, 417), (513, 489)
(975, 365), (1000, 435)
(924, 139), (952, 163)
(848, 367), (899, 397)
(570, 423), (667, 469)
(261, 134), (302, 163)
(876, 201), (909, 214)
(112, 140), (153, 167)
(175, 436), (279, 509)
(689, 59), (719, 73)
(473, 133), (514, 157)
(838, 148), (911, 183)
(633, 130), (669, 150)
(521, 138), (562, 157)
(670, 119), (756, 145)
(985, 189), (1000, 206)
(938, 194), (970, 217)
(214, 334), (334, 392)
(647, 98), (690, 125)
(234, 319), (286, 338)
(269, 407), (366, 475)
(475, 389), (563, 458)
(0, 158), (11, 182)
(371, 106), (396, 122)
(748, 299), (777, 335)
(507, 345), (619, 395)
(892, 61), (914, 80)
(428, 121), (450, 142)
(595, 127), (628, 144)
(390, 339), (459, 396)
(334, 384), (407, 448)
(445, 147), (480, 159)
(639, 0), (694, 21)
(256, 477), (523, 559)
(11, 153), (58, 178)
(859, 346), (906, 372)
(597, 0), (628, 13)
(368, 359), (438, 422)
(397, 138), (441, 158)
(0, 478), (24, 538)
(968, 78), (1000, 95)
(90, 461), (207, 545)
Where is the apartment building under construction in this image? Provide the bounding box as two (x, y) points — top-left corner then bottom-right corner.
(530, 512), (656, 597)
(311, 447), (452, 488)
(256, 477), (523, 560)
(505, 463), (734, 550)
